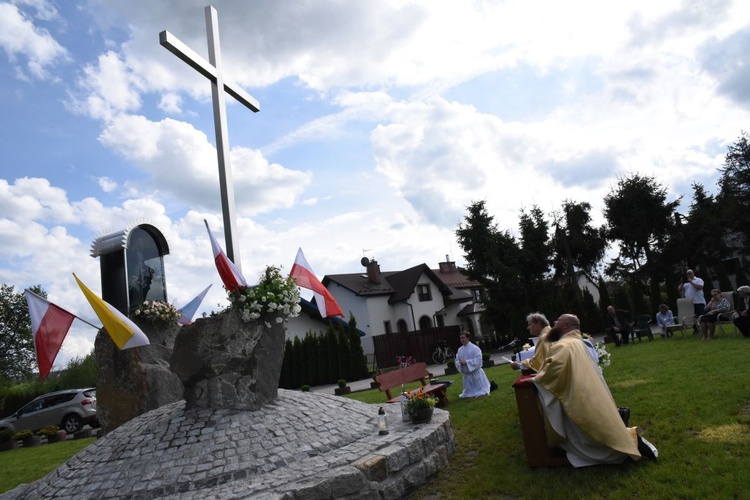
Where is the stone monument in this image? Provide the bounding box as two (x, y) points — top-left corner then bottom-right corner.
(170, 310), (286, 411)
(6, 303), (456, 499)
(90, 223), (183, 433)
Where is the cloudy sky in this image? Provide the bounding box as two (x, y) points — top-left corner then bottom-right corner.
(2, 0), (750, 370)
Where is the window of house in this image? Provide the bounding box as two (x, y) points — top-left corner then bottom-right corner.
(384, 320), (392, 334)
(417, 284), (432, 302)
(397, 319), (408, 333)
(436, 314), (445, 327)
(472, 288), (483, 303)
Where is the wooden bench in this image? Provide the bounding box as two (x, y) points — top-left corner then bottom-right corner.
(512, 375), (569, 467)
(375, 362), (449, 407)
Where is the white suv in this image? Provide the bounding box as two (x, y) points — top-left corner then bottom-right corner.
(0, 388), (98, 434)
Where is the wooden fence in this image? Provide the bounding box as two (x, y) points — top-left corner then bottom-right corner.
(372, 325), (462, 369)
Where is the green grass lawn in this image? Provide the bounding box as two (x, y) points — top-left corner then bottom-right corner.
(348, 334), (750, 499)
(0, 438), (95, 494)
(1, 334), (748, 498)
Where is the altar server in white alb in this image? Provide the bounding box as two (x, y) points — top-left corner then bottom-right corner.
(455, 331), (491, 398)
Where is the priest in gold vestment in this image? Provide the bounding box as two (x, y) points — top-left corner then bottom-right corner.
(533, 314), (655, 467)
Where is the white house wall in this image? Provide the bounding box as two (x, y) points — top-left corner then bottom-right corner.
(285, 314), (323, 343)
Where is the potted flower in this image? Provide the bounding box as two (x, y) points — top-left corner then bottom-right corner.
(444, 359), (458, 376)
(37, 425), (66, 444)
(334, 379), (351, 396)
(14, 430), (41, 448)
(0, 428), (18, 452)
(482, 352), (495, 368)
(406, 390), (437, 423)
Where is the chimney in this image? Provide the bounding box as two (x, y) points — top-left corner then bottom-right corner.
(438, 254), (456, 273)
(367, 260), (381, 284)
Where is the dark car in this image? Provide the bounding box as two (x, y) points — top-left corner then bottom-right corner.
(0, 388), (98, 434)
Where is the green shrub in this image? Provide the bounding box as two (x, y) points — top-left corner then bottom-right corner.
(337, 379), (347, 388)
(300, 385), (311, 392)
(446, 360), (456, 369)
(482, 352), (490, 361)
(0, 428), (13, 442)
(12, 430), (33, 440)
(35, 425), (60, 438)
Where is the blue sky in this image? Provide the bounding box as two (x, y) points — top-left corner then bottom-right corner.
(2, 0), (750, 369)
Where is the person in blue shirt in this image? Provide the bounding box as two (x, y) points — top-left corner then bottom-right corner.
(655, 304), (676, 337)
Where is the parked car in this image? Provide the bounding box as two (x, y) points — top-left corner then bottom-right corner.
(0, 388), (98, 434)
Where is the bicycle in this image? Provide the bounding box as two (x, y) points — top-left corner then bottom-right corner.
(431, 340), (455, 365)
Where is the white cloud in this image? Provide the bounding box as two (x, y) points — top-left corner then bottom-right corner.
(71, 51), (143, 121)
(0, 2), (68, 80)
(97, 115), (312, 216)
(158, 92), (182, 113)
(97, 176), (118, 193)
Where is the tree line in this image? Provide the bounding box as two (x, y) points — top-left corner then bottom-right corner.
(279, 316), (370, 389)
(457, 132), (750, 343)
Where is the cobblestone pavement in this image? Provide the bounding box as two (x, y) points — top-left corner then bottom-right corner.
(2, 390), (453, 500)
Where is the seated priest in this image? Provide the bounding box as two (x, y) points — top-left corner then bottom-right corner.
(510, 312), (551, 373)
(532, 314), (657, 467)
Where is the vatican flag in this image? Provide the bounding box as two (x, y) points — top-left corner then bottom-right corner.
(73, 274), (150, 350)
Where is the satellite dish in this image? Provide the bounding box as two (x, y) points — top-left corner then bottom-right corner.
(361, 257), (370, 267)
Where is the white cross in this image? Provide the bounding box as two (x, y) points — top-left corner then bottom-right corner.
(160, 5), (259, 272)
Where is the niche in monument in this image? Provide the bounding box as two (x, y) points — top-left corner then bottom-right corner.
(90, 224), (169, 315)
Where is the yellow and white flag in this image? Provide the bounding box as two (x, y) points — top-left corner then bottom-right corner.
(73, 274), (150, 350)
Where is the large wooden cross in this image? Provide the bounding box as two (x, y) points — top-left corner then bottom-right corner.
(160, 5), (259, 271)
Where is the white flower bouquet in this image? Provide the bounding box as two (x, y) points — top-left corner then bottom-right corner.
(228, 265), (301, 327)
(134, 300), (180, 326)
(595, 342), (611, 367)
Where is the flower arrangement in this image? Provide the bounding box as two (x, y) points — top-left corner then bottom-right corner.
(595, 342), (611, 367)
(582, 334), (611, 368)
(228, 265), (301, 327)
(133, 300), (179, 326)
(405, 390), (437, 414)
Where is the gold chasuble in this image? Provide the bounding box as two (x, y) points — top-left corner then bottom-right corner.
(534, 331), (640, 461)
(523, 325), (551, 373)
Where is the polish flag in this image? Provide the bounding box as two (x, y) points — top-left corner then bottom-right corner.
(205, 220), (247, 292)
(24, 290), (76, 380)
(290, 248), (344, 318)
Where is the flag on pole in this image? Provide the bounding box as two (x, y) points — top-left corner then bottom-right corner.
(205, 219), (247, 292)
(24, 290), (75, 380)
(73, 274), (150, 350)
(176, 284), (212, 325)
(290, 248), (344, 318)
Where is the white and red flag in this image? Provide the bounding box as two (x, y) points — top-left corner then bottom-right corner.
(205, 220), (247, 292)
(24, 289), (76, 380)
(290, 248), (344, 318)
